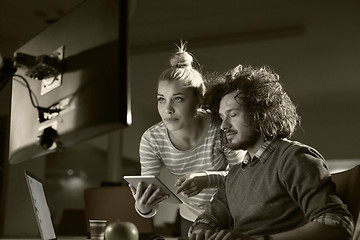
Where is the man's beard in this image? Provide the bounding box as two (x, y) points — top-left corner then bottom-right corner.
(227, 129), (261, 151)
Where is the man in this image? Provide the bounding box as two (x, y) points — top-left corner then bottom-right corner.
(189, 65), (354, 240)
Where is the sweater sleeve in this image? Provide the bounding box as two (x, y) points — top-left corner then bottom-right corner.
(139, 130), (162, 176)
(192, 183), (233, 231)
(279, 144), (354, 236)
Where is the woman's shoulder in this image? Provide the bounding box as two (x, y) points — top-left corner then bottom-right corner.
(196, 110), (217, 127)
(196, 112), (222, 137)
(207, 118), (222, 133)
(142, 121), (167, 138)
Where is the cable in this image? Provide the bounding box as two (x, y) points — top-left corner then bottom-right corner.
(13, 74), (40, 108)
(13, 74), (61, 123)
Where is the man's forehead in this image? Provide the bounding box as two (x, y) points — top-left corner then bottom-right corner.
(219, 91), (242, 113)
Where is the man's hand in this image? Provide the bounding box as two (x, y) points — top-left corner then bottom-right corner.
(189, 228), (216, 240)
(207, 230), (256, 240)
(175, 172), (209, 197)
(189, 228), (256, 240)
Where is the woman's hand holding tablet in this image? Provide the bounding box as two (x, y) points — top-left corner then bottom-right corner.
(124, 175), (182, 205)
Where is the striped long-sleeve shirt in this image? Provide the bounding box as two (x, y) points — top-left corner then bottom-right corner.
(139, 119), (245, 221)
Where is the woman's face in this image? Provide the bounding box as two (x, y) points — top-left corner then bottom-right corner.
(157, 80), (199, 131)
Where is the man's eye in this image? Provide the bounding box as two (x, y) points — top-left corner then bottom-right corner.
(230, 113), (237, 118)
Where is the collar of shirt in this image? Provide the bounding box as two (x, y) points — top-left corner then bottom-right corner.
(243, 138), (281, 167)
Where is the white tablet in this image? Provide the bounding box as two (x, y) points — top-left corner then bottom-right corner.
(123, 175), (182, 204)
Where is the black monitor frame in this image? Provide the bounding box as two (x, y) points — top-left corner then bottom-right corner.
(9, 0), (131, 164)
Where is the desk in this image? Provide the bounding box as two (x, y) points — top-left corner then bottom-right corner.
(0, 236), (86, 240)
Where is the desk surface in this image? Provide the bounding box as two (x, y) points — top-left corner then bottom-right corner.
(0, 237), (178, 240)
(0, 236), (87, 240)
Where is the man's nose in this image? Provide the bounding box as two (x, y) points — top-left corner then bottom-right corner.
(220, 117), (230, 131)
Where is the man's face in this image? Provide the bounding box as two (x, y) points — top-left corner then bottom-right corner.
(218, 90), (260, 150)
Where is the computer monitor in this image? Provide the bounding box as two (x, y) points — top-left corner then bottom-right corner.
(9, 0), (131, 164)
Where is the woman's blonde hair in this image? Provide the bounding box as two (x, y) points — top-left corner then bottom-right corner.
(158, 42), (205, 102)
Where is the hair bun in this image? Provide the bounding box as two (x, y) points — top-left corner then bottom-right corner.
(170, 43), (193, 68)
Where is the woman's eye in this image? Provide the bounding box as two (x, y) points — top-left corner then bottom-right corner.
(230, 113), (237, 118)
(157, 97), (165, 103)
(174, 97), (184, 102)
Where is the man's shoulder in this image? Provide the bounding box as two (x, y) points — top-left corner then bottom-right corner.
(275, 138), (308, 150)
(274, 138), (323, 159)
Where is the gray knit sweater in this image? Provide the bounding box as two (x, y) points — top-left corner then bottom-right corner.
(196, 139), (353, 237)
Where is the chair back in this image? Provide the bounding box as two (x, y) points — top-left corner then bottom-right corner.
(84, 185), (154, 235)
(331, 165), (360, 239)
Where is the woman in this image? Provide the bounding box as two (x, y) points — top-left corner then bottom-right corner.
(129, 43), (244, 237)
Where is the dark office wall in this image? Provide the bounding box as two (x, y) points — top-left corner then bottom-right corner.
(0, 115), (8, 235)
(0, 0), (359, 236)
(0, 81), (11, 235)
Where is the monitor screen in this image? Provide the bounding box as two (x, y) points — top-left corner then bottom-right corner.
(9, 0), (131, 164)
(25, 170), (57, 240)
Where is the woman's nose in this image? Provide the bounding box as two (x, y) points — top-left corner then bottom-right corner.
(165, 102), (174, 114)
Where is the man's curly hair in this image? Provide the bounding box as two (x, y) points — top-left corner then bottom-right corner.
(203, 64), (300, 140)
